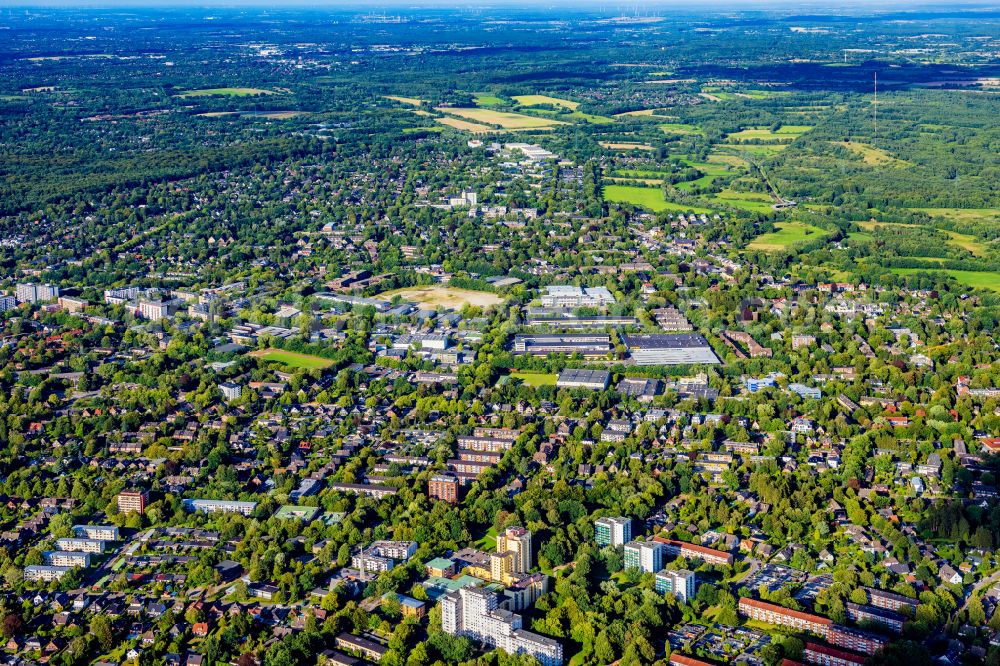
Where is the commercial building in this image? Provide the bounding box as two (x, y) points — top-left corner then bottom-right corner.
(594, 516), (632, 548)
(117, 490), (148, 515)
(513, 334), (611, 359)
(540, 285), (615, 308)
(16, 283), (59, 304)
(624, 334), (720, 366)
(440, 586), (562, 666)
(24, 565), (73, 582)
(655, 569), (697, 602)
(624, 540), (664, 573)
(654, 537), (735, 567)
(183, 498), (257, 516)
(738, 598), (832, 637)
(556, 368), (610, 390)
(429, 474), (460, 504)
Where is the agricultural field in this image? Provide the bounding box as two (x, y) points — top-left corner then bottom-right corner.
(438, 107), (563, 129)
(599, 141), (653, 151)
(510, 372), (558, 387)
(512, 94), (579, 109)
(376, 285), (504, 309)
(177, 87), (276, 97)
(603, 185), (712, 213)
(747, 221), (829, 251)
(248, 348), (335, 370)
(385, 95), (425, 106)
(436, 117), (492, 133)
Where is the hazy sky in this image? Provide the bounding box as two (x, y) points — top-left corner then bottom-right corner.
(0, 0), (988, 7)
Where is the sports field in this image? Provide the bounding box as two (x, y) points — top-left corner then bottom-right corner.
(438, 107), (564, 129)
(511, 372), (558, 387)
(603, 185), (712, 213)
(249, 348), (335, 369)
(377, 285), (504, 309)
(177, 87), (275, 97)
(747, 222), (828, 251)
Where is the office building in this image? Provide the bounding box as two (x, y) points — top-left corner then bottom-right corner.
(496, 526), (533, 574)
(594, 516), (631, 548)
(429, 474), (460, 504)
(623, 334), (720, 366)
(540, 285), (615, 308)
(117, 490), (148, 515)
(16, 283), (59, 304)
(440, 586), (562, 666)
(655, 569), (697, 602)
(623, 540), (664, 573)
(183, 498), (257, 516)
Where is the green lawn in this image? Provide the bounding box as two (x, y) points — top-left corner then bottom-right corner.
(476, 527), (498, 551)
(890, 268), (1000, 293)
(511, 372), (558, 387)
(249, 348), (334, 369)
(603, 185), (712, 214)
(747, 222), (829, 251)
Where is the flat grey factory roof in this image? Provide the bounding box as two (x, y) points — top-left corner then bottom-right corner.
(623, 333), (711, 349)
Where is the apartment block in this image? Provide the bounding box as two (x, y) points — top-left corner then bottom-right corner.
(624, 540), (664, 573)
(594, 516), (631, 548)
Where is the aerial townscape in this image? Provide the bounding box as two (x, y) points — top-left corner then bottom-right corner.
(2, 2), (1000, 666)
